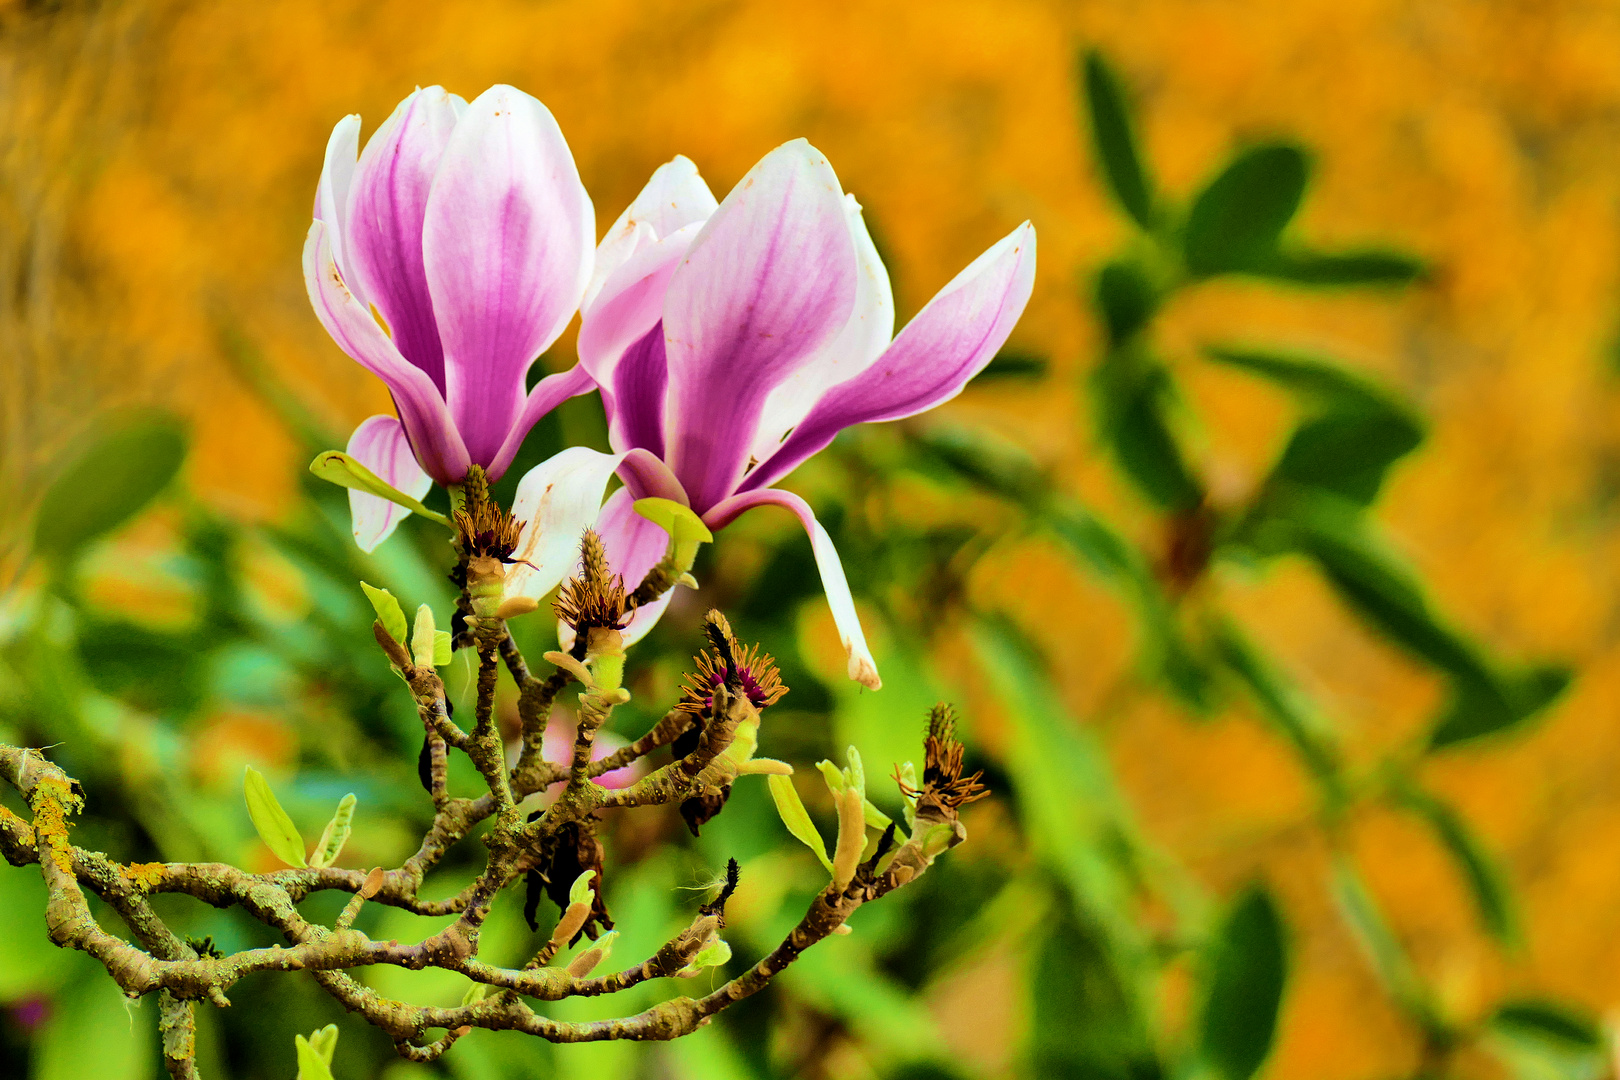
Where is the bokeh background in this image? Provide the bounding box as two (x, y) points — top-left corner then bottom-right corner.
(5, 1), (1620, 1078)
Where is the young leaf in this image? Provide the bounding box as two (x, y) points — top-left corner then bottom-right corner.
(1329, 856), (1433, 1026)
(862, 798), (895, 833)
(1210, 619), (1342, 801)
(294, 1033), (335, 1080)
(34, 410), (188, 561)
(844, 745), (866, 799)
(244, 766), (307, 868)
(309, 450), (449, 526)
(432, 630), (453, 667)
(569, 869), (596, 907)
(1095, 258), (1160, 346)
(817, 760), (847, 794)
(1081, 50), (1154, 228)
(768, 773), (833, 872)
(1263, 248), (1426, 288)
(306, 1025), (338, 1066)
(309, 793), (357, 870)
(1488, 999), (1605, 1051)
(690, 937), (732, 970)
(1428, 663), (1571, 750)
(359, 583), (407, 645)
(632, 497), (714, 544)
(1199, 884), (1288, 1080)
(1183, 143), (1310, 277)
(461, 982), (490, 1006)
(1395, 783), (1516, 944)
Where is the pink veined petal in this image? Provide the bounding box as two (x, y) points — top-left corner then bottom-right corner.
(616, 447), (688, 504)
(504, 447), (626, 601)
(591, 488), (678, 647)
(425, 85), (595, 470)
(661, 139), (858, 514)
(586, 155), (717, 310)
(600, 322), (669, 457)
(748, 191), (894, 468)
(315, 114), (362, 295)
(744, 221), (1036, 494)
(703, 488), (880, 690)
(344, 87), (461, 393)
(304, 220), (471, 485)
(345, 415), (432, 552)
(484, 363), (598, 482)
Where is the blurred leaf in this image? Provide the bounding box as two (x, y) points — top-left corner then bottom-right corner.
(1081, 50), (1155, 228)
(1210, 619), (1341, 800)
(295, 1033), (335, 1080)
(1183, 143), (1309, 276)
(767, 774), (833, 872)
(1428, 663), (1571, 750)
(1490, 1001), (1605, 1051)
(1329, 856), (1438, 1031)
(907, 425), (1048, 508)
(244, 765), (307, 868)
(1395, 782), (1517, 944)
(359, 582), (407, 645)
(1207, 345), (1423, 505)
(1096, 258), (1160, 346)
(35, 969), (156, 1080)
(1199, 884), (1288, 1080)
(1091, 346), (1203, 512)
(1487, 1000), (1608, 1080)
(971, 349), (1049, 382)
(1032, 899), (1163, 1080)
(1263, 249), (1426, 287)
(309, 793), (356, 870)
(33, 410), (187, 562)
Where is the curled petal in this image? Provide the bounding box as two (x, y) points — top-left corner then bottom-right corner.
(662, 139), (858, 513)
(703, 488), (879, 689)
(484, 363), (598, 482)
(315, 114), (362, 291)
(425, 85), (595, 468)
(587, 155), (717, 309)
(745, 221), (1036, 493)
(505, 448), (625, 601)
(304, 220), (470, 484)
(345, 87), (461, 391)
(345, 415), (432, 552)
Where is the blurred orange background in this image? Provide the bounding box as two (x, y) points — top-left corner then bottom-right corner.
(6, 1), (1620, 1076)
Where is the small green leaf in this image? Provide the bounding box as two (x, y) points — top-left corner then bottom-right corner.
(569, 869), (595, 907)
(1090, 345), (1203, 512)
(295, 1033), (335, 1080)
(817, 760), (846, 794)
(1081, 50), (1155, 228)
(862, 798), (894, 833)
(34, 410), (187, 561)
(1489, 1000), (1605, 1051)
(432, 630), (453, 667)
(461, 982), (491, 1006)
(768, 773), (833, 872)
(1262, 248), (1426, 287)
(1199, 884), (1288, 1080)
(1330, 856), (1433, 1025)
(309, 793), (357, 870)
(306, 1025), (338, 1066)
(690, 937), (732, 970)
(411, 604), (436, 669)
(308, 450), (449, 526)
(1396, 783), (1516, 944)
(1183, 143), (1310, 277)
(844, 746), (866, 799)
(359, 582), (407, 645)
(244, 765), (307, 868)
(632, 497), (713, 543)
(1095, 258), (1160, 346)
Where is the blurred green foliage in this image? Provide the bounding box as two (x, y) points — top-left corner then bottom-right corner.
(0, 46), (1599, 1080)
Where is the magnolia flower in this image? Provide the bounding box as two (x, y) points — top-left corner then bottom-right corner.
(510, 140), (1036, 689)
(305, 84), (598, 551)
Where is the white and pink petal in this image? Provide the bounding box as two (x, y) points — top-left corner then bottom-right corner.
(345, 415), (432, 553)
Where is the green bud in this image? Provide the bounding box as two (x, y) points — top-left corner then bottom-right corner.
(569, 869), (595, 907)
(411, 604), (437, 669)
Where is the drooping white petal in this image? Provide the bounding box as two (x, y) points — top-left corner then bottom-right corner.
(504, 448), (626, 601)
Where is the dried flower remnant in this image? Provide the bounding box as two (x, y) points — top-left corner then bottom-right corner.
(898, 704), (988, 816)
(554, 530), (629, 635)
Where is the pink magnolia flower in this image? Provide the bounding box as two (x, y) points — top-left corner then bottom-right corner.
(304, 85), (599, 551)
(527, 141), (1036, 689)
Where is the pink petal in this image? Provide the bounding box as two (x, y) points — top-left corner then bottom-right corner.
(661, 139), (858, 514)
(704, 488), (879, 689)
(484, 363), (598, 482)
(424, 85), (595, 469)
(540, 717), (638, 790)
(504, 448), (626, 602)
(345, 415), (432, 552)
(744, 222), (1036, 494)
(344, 87), (461, 392)
(586, 155), (717, 310)
(314, 114), (362, 294)
(593, 488), (678, 646)
(303, 220), (471, 485)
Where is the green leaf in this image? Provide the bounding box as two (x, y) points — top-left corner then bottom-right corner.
(1199, 884), (1288, 1080)
(358, 582), (407, 645)
(690, 937), (733, 970)
(295, 1033), (335, 1080)
(1081, 50), (1154, 228)
(243, 765), (307, 868)
(767, 773), (833, 872)
(817, 759), (846, 794)
(1095, 258), (1160, 346)
(1428, 663), (1571, 750)
(1262, 248), (1426, 287)
(1091, 345), (1203, 512)
(632, 497), (713, 543)
(568, 869), (595, 907)
(34, 410), (187, 561)
(308, 450), (450, 526)
(1183, 143), (1310, 277)
(1210, 618), (1341, 800)
(432, 629), (453, 667)
(309, 793), (357, 870)
(1329, 856), (1435, 1027)
(1489, 1000), (1605, 1052)
(971, 349), (1048, 382)
(1395, 783), (1516, 944)
(306, 1024), (339, 1066)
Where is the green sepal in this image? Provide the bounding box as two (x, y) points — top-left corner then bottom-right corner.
(309, 450), (450, 526)
(306, 1025), (338, 1067)
(768, 774), (833, 872)
(244, 766), (306, 868)
(309, 793), (357, 869)
(359, 583), (407, 645)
